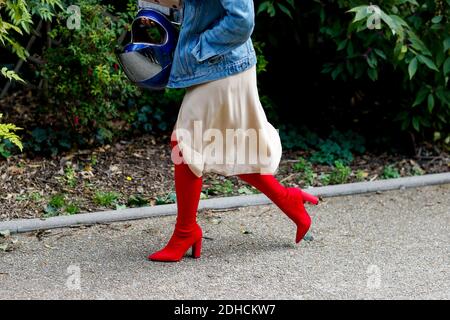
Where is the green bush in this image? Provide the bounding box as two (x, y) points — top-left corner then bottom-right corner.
(0, 1), (62, 155)
(293, 157), (316, 186)
(2, 0), (448, 158)
(329, 160), (352, 184)
(381, 165), (401, 179)
(93, 191), (120, 207)
(343, 1), (450, 139)
(256, 0), (450, 143)
(309, 130), (365, 165)
(0, 0), (62, 82)
(49, 194), (65, 208)
(41, 0), (138, 132)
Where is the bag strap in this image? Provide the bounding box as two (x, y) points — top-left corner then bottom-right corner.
(138, 0), (182, 10)
(138, 0), (183, 26)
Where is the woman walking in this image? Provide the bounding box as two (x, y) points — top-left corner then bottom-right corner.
(148, 0), (319, 262)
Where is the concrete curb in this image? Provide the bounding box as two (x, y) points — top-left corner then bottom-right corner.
(1, 172), (449, 234)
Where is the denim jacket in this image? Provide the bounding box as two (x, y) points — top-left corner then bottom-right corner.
(166, 0), (257, 89)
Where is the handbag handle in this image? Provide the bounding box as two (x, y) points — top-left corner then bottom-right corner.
(138, 0), (184, 26)
(138, 0), (183, 9)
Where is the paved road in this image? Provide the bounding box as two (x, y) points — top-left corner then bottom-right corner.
(0, 185), (448, 300)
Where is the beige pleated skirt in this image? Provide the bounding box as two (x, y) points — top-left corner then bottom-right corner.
(172, 64), (282, 178)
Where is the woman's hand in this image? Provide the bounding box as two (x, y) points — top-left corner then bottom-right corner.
(191, 0), (255, 63)
(140, 17), (156, 27)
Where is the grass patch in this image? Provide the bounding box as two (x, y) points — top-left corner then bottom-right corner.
(49, 194), (66, 209)
(156, 191), (176, 205)
(381, 165), (401, 179)
(93, 191), (120, 207)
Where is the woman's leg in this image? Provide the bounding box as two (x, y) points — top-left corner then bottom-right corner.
(238, 173), (318, 243)
(148, 137), (203, 262)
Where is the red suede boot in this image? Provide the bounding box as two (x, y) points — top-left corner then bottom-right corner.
(148, 138), (203, 262)
(238, 173), (319, 243)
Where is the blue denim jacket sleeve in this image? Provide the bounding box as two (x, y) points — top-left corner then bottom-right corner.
(190, 0), (255, 63)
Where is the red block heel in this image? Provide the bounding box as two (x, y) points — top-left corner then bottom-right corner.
(192, 238), (202, 259)
(148, 224), (203, 262)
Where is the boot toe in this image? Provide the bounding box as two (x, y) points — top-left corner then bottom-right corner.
(148, 250), (181, 262)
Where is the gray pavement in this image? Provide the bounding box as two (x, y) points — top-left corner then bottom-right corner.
(0, 185), (449, 300)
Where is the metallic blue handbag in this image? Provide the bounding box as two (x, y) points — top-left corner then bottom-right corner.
(117, 2), (183, 90)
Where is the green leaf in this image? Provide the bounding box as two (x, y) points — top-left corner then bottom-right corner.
(366, 54), (377, 68)
(407, 30), (431, 56)
(443, 57), (450, 76)
(427, 94), (435, 113)
(238, 187), (254, 195)
(412, 117), (420, 131)
(1, 67), (25, 83)
(347, 5), (368, 13)
(267, 3), (276, 17)
(408, 57), (418, 79)
(44, 205), (59, 217)
(277, 3), (293, 19)
(367, 68), (378, 81)
(337, 39), (347, 51)
(412, 87), (429, 107)
(417, 55), (439, 71)
(431, 16), (442, 24)
(444, 38), (450, 52)
(435, 86), (450, 106)
(379, 11), (402, 35)
(257, 2), (270, 15)
(346, 41), (354, 56)
(348, 6), (370, 23)
(286, 0), (295, 8)
(331, 64), (344, 80)
(374, 49), (387, 60)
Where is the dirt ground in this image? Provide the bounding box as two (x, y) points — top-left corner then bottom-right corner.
(1, 132), (449, 220)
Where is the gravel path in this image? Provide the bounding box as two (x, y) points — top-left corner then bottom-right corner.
(0, 185), (448, 300)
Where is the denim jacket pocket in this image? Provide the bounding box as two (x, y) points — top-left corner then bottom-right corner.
(206, 55), (224, 65)
(190, 17), (223, 63)
(190, 34), (201, 61)
(191, 37), (223, 66)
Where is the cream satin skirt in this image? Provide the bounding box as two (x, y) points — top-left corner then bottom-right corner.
(173, 64), (282, 178)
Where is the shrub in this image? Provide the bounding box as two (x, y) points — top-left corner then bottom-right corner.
(24, 126), (76, 157)
(329, 160), (352, 184)
(256, 0), (450, 143)
(206, 180), (235, 196)
(0, 0), (62, 82)
(155, 191), (177, 205)
(49, 194), (65, 209)
(343, 2), (450, 139)
(381, 165), (401, 179)
(41, 0), (138, 133)
(310, 130), (365, 165)
(65, 203), (80, 215)
(93, 191), (120, 207)
(293, 157), (316, 186)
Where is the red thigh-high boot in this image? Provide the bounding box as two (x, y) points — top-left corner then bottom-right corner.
(148, 138), (203, 262)
(237, 173), (319, 243)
